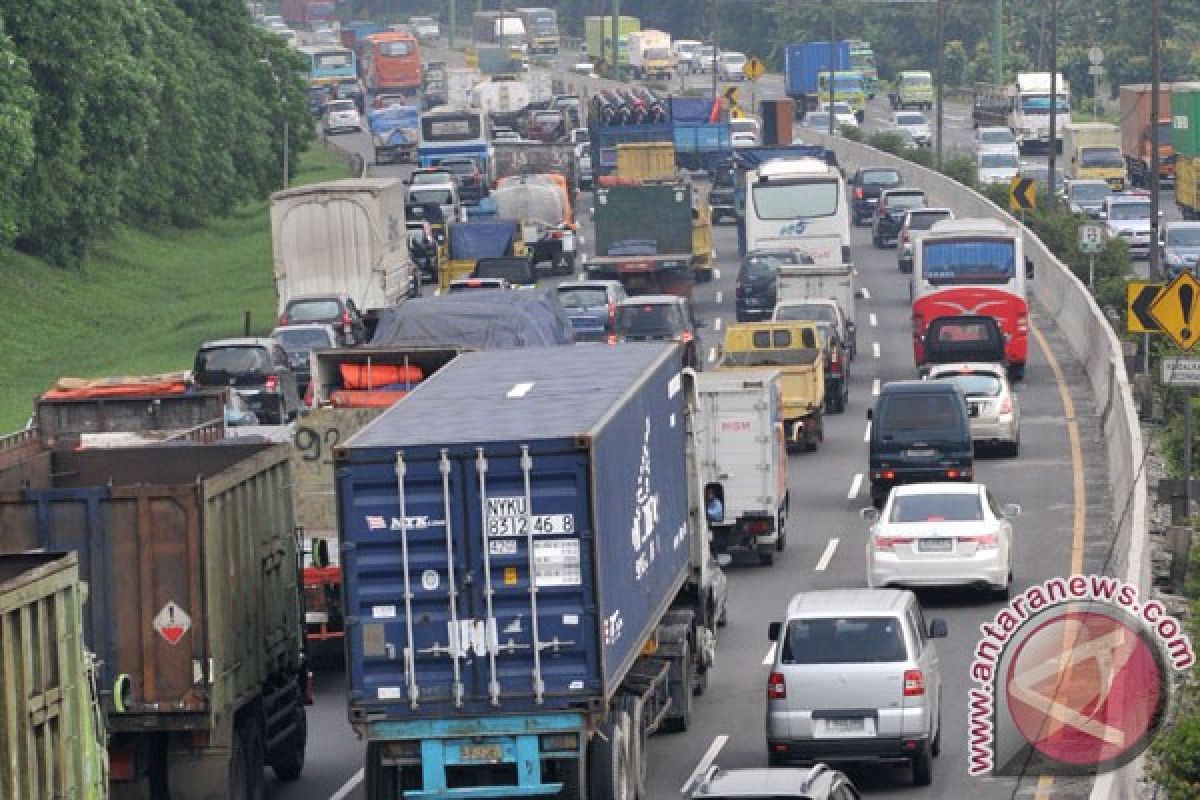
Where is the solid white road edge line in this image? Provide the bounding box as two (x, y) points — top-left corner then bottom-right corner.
(816, 538), (840, 572)
(848, 473), (864, 499)
(329, 768), (364, 800)
(873, 342), (881, 359)
(762, 642), (777, 666)
(872, 378), (881, 396)
(682, 735), (731, 793)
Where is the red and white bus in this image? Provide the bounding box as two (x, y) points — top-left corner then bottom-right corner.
(910, 219), (1033, 379)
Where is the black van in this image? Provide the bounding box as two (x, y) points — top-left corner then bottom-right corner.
(867, 381), (973, 507)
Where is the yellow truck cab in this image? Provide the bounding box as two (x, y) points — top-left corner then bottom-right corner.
(892, 70), (934, 111)
(817, 71), (867, 121)
(719, 321), (825, 452)
(1063, 122), (1127, 190)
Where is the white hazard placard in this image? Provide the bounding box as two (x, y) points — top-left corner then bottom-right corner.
(154, 601), (192, 646)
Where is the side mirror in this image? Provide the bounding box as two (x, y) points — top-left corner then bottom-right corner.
(928, 618), (949, 639)
(1003, 503), (1022, 518)
(860, 507), (880, 523)
(768, 621), (781, 641)
(1025, 257), (1035, 280)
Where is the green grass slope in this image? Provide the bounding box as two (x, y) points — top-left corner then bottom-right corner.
(0, 147), (348, 429)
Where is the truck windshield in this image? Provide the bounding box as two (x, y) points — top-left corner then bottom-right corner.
(1070, 183), (1110, 204)
(752, 180), (839, 219)
(1109, 202), (1150, 221)
(980, 153), (1018, 169)
(379, 41), (414, 57)
(782, 617), (908, 664)
(1080, 147), (1123, 168)
(903, 74), (932, 87)
(1021, 95), (1070, 113)
(646, 48), (671, 61)
(1167, 228), (1200, 247)
(922, 239), (1016, 284)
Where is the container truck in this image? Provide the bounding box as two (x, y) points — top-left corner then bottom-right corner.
(1008, 72), (1071, 153)
(1120, 83), (1175, 188)
(1173, 87), (1200, 219)
(270, 179), (419, 335)
(629, 30), (674, 81)
(1063, 122), (1126, 189)
(516, 7), (560, 56)
(693, 370), (790, 565)
(0, 441), (308, 800)
(281, 0), (335, 29)
(340, 343), (725, 799)
(1, 551), (108, 800)
(671, 96), (733, 172)
(473, 10), (528, 54)
(1177, 154), (1200, 220)
(585, 15), (641, 75)
(784, 41), (850, 115)
(585, 181), (699, 298)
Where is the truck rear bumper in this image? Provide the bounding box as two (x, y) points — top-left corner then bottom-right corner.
(364, 714), (585, 799)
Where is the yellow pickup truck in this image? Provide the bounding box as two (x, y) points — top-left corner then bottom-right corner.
(719, 321), (825, 452)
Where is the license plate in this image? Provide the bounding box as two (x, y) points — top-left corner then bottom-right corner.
(460, 745), (502, 761)
(817, 717), (874, 738)
(905, 448), (935, 458)
(919, 537), (954, 553)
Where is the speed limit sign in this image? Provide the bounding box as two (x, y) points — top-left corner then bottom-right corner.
(1079, 223), (1105, 254)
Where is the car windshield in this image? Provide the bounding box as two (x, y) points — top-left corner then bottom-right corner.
(1080, 147), (1123, 168)
(896, 114), (926, 126)
(722, 53), (745, 64)
(806, 113), (831, 128)
(933, 372), (1003, 398)
(908, 212), (950, 230)
(197, 346), (270, 375)
(1109, 202), (1150, 221)
(286, 299), (341, 322)
(980, 152), (1018, 169)
(886, 192), (925, 209)
(409, 188), (453, 205)
(1070, 183), (1110, 204)
(904, 74), (932, 87)
(877, 393), (962, 433)
(890, 492), (984, 523)
(412, 171), (452, 185)
(617, 304), (683, 335)
(272, 328), (333, 351)
(861, 169), (901, 187)
(557, 287), (609, 309)
(1167, 227), (1200, 247)
(327, 101), (355, 113)
(782, 617), (908, 664)
(776, 304), (836, 324)
(980, 129), (1015, 144)
(752, 179), (839, 219)
(739, 257), (778, 282)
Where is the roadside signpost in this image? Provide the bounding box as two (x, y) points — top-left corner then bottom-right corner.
(1151, 271), (1200, 514)
(1078, 222), (1104, 290)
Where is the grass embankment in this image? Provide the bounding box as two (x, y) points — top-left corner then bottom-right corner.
(0, 147), (348, 430)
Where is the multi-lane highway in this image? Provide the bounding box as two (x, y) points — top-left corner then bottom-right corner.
(270, 70), (1118, 795)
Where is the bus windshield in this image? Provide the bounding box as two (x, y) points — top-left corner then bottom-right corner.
(752, 180), (839, 219)
(421, 114), (483, 142)
(922, 239), (1016, 285)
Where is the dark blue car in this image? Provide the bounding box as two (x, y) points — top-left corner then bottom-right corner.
(555, 280), (627, 342)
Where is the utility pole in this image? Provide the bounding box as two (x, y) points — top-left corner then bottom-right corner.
(712, 0), (719, 102)
(449, 0), (456, 49)
(992, 0), (1003, 85)
(1150, 0), (1163, 281)
(828, 1), (836, 137)
(936, 0), (944, 170)
(611, 0), (620, 81)
(1047, 0), (1057, 207)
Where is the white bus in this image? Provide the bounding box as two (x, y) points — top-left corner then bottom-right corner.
(744, 158), (850, 264)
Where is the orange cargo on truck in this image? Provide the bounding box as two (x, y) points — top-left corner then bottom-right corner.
(362, 31), (421, 97)
(1120, 83), (1175, 188)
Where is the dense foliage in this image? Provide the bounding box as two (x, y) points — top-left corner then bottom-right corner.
(0, 0), (311, 265)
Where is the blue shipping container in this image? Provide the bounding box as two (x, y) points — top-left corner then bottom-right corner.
(338, 343), (691, 720)
(785, 41), (850, 97)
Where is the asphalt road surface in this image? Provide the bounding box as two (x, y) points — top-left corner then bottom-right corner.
(270, 44), (1121, 800)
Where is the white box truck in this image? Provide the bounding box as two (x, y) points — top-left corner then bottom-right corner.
(270, 178), (418, 331)
(693, 369), (790, 565)
(1008, 72), (1071, 153)
(628, 29), (674, 81)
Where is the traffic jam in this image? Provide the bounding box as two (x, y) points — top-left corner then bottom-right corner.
(2, 4), (1184, 800)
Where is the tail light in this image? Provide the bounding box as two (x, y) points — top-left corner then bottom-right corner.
(829, 347), (842, 375)
(264, 374), (279, 392)
(912, 312), (924, 333)
(278, 313), (289, 326)
(735, 285), (744, 299)
(874, 536), (914, 551)
(680, 331), (694, 343)
(745, 518), (770, 535)
(607, 302), (617, 327)
(999, 397), (1012, 414)
(903, 669), (925, 697)
(945, 468), (961, 479)
(901, 230), (910, 245)
(607, 334), (618, 345)
(854, 186), (864, 199)
(1017, 314), (1028, 334)
(304, 382), (315, 407)
(767, 671), (787, 699)
(872, 470), (896, 481)
(959, 533), (999, 549)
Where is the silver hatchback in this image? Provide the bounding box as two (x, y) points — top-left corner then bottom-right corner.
(766, 589), (947, 787)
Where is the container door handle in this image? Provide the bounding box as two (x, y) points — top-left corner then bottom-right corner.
(520, 445), (546, 704)
(475, 449), (503, 706)
(439, 449), (465, 708)
(394, 453), (420, 709)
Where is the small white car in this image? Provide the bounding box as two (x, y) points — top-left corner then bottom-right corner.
(1102, 192), (1154, 259)
(926, 362), (1020, 454)
(718, 51), (747, 81)
(864, 482), (1019, 599)
(892, 111), (932, 146)
(976, 149), (1020, 185)
(820, 102), (858, 130)
(322, 99), (363, 135)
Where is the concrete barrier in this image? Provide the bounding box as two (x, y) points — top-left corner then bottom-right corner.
(806, 133), (1146, 799)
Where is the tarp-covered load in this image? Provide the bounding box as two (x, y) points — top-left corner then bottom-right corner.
(732, 145), (838, 170)
(447, 220), (519, 260)
(368, 106), (419, 137)
(491, 183), (568, 227)
(370, 291), (576, 349)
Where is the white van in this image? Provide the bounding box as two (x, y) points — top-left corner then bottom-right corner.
(745, 158), (850, 264)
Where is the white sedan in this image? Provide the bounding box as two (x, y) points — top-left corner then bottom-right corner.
(819, 101), (858, 130)
(927, 362), (1020, 455)
(864, 482), (1019, 599)
(322, 100), (363, 135)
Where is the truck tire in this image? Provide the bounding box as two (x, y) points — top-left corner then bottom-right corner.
(365, 742), (398, 800)
(615, 696), (646, 799)
(588, 717), (630, 800)
(912, 743), (934, 786)
(271, 708), (306, 782)
(245, 712), (266, 800)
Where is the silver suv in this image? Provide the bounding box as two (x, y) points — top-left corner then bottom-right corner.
(765, 589), (947, 786)
(685, 764), (860, 799)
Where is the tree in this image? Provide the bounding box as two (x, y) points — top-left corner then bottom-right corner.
(0, 21), (35, 246)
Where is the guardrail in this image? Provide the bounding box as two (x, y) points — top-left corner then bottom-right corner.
(321, 136), (366, 179)
(807, 132), (1146, 799)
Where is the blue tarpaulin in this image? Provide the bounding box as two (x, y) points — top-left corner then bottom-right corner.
(448, 221), (518, 260)
(368, 107), (419, 136)
(669, 96), (721, 123)
(370, 291), (576, 348)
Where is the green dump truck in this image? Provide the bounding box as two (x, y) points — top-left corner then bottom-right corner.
(1, 551), (108, 800)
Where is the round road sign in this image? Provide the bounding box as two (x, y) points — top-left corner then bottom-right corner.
(1088, 46), (1104, 65)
